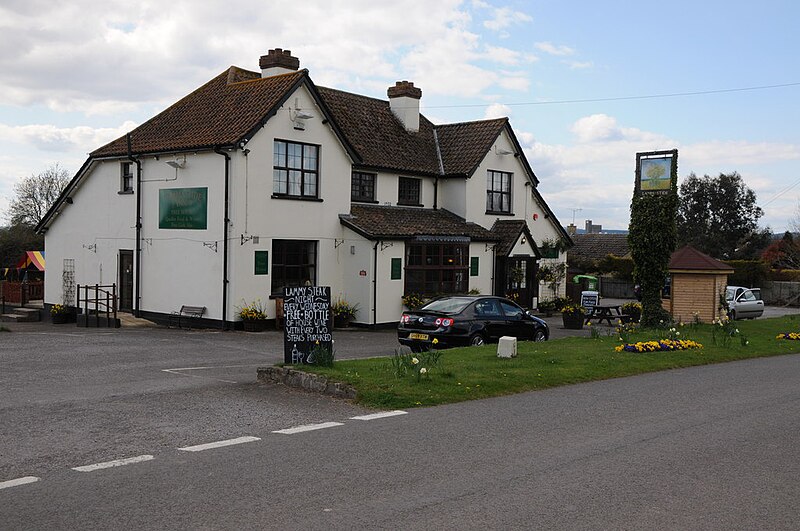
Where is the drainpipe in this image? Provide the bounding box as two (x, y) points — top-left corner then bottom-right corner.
(214, 147), (231, 330)
(127, 134), (142, 317)
(372, 240), (379, 325)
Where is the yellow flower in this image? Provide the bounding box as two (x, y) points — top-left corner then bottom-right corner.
(411, 357), (419, 365)
(432, 338), (439, 345)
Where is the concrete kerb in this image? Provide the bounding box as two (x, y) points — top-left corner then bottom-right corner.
(257, 366), (357, 399)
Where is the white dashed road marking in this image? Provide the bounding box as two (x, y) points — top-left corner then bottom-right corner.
(161, 364), (255, 384)
(350, 410), (408, 421)
(72, 455), (155, 472)
(0, 476), (40, 490)
(178, 436), (261, 452)
(272, 422), (344, 435)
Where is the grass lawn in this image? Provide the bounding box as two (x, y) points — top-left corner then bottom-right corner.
(305, 315), (800, 409)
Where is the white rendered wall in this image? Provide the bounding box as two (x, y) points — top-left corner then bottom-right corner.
(139, 152), (225, 318)
(368, 171), (436, 208)
(338, 227), (374, 325)
(468, 242), (494, 295)
(227, 83), (355, 321)
(43, 160), (136, 307)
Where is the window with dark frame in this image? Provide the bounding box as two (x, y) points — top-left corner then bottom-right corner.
(404, 243), (468, 295)
(351, 171), (376, 202)
(486, 170), (512, 213)
(398, 177), (421, 206)
(273, 140), (319, 198)
(120, 162), (133, 193)
(271, 240), (317, 294)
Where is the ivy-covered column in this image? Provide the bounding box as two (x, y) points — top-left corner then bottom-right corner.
(628, 149), (678, 327)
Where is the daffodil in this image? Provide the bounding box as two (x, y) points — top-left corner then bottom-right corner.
(419, 367), (427, 375)
(412, 357), (419, 365)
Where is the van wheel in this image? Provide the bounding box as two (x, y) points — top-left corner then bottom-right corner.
(469, 333), (485, 347)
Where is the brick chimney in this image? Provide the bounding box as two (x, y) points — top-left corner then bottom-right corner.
(388, 81), (421, 133)
(260, 48), (300, 77)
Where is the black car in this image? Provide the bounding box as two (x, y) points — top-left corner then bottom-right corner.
(398, 295), (549, 351)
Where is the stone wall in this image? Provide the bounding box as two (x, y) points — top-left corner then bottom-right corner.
(257, 366), (357, 399)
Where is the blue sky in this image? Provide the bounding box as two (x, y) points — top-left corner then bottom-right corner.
(1, 0), (798, 232)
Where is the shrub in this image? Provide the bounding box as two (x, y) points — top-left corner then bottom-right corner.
(621, 302), (642, 323)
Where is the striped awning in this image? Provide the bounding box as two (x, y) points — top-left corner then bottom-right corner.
(16, 251), (45, 271)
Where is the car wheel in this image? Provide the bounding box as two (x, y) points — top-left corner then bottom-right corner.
(469, 333), (485, 347)
(729, 310), (736, 321)
(533, 329), (547, 342)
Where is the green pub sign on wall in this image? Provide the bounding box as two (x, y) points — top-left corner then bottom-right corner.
(158, 187), (208, 230)
(254, 251), (269, 275)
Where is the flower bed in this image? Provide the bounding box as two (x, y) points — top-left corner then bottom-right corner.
(776, 332), (800, 340)
(615, 339), (703, 353)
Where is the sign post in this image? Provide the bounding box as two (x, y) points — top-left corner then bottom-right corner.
(282, 286), (333, 364)
(629, 149), (678, 326)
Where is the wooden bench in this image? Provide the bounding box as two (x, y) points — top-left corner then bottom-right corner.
(169, 305), (206, 329)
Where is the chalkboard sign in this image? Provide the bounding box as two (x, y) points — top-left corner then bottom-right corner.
(283, 286), (333, 364)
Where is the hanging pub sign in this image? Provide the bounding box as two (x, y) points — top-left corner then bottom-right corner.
(283, 286), (333, 364)
(635, 150), (677, 195)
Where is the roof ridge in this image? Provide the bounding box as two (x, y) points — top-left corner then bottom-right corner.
(435, 117), (508, 129)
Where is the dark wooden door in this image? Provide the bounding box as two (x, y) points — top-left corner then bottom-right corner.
(119, 250), (134, 311)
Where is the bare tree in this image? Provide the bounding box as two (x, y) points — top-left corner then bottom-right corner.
(5, 164), (70, 226)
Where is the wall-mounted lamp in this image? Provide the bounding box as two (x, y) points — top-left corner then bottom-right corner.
(65, 197), (73, 204)
(521, 237), (527, 245)
(166, 155), (186, 169)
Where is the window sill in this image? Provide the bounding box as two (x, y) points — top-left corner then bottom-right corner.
(118, 190), (134, 195)
(271, 195), (323, 202)
(486, 210), (514, 216)
(352, 199), (379, 204)
(398, 203), (424, 208)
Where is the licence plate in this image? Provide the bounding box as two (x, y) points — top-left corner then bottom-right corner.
(408, 333), (429, 340)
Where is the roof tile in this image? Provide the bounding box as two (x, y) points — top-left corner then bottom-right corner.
(341, 204), (496, 241)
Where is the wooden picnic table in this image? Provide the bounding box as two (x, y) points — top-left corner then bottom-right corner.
(584, 304), (626, 326)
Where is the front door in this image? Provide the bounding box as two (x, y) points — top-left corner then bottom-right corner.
(119, 250), (134, 312)
(505, 257), (537, 308)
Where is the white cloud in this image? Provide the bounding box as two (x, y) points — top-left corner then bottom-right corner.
(483, 6), (532, 31)
(484, 103), (511, 119)
(534, 42), (575, 56)
(0, 122), (138, 153)
(564, 60), (594, 70)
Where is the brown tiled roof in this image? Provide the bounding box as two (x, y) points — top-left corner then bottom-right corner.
(317, 87), (441, 175)
(436, 118), (507, 176)
(569, 233), (630, 261)
(669, 245), (734, 271)
(91, 68), (306, 157)
(491, 219), (526, 256)
(340, 204), (497, 241)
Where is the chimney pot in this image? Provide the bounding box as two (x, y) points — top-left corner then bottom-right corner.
(387, 80), (422, 100)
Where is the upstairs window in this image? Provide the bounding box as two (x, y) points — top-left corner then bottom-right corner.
(398, 177), (421, 206)
(273, 140), (319, 199)
(351, 171), (376, 202)
(120, 162), (133, 193)
(486, 170), (512, 213)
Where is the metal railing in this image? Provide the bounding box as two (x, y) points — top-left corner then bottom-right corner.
(77, 283), (117, 327)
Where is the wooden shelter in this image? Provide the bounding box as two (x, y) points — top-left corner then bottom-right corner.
(663, 245), (733, 323)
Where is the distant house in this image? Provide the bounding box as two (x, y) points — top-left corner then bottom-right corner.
(36, 49), (569, 327)
(568, 233), (630, 269)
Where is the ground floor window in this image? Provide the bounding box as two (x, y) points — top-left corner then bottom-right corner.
(271, 240), (317, 295)
(404, 243), (468, 295)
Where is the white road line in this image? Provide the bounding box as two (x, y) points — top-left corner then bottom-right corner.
(72, 455), (154, 472)
(178, 436), (261, 452)
(161, 368), (238, 384)
(272, 422), (344, 435)
(350, 410), (408, 421)
(0, 476), (40, 490)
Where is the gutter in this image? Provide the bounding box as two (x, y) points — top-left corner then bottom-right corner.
(214, 147), (231, 330)
(127, 133), (143, 317)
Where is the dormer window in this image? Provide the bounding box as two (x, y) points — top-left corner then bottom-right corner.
(120, 162), (133, 194)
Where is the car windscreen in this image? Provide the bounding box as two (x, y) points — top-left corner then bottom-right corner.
(726, 288), (735, 300)
(421, 297), (473, 314)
